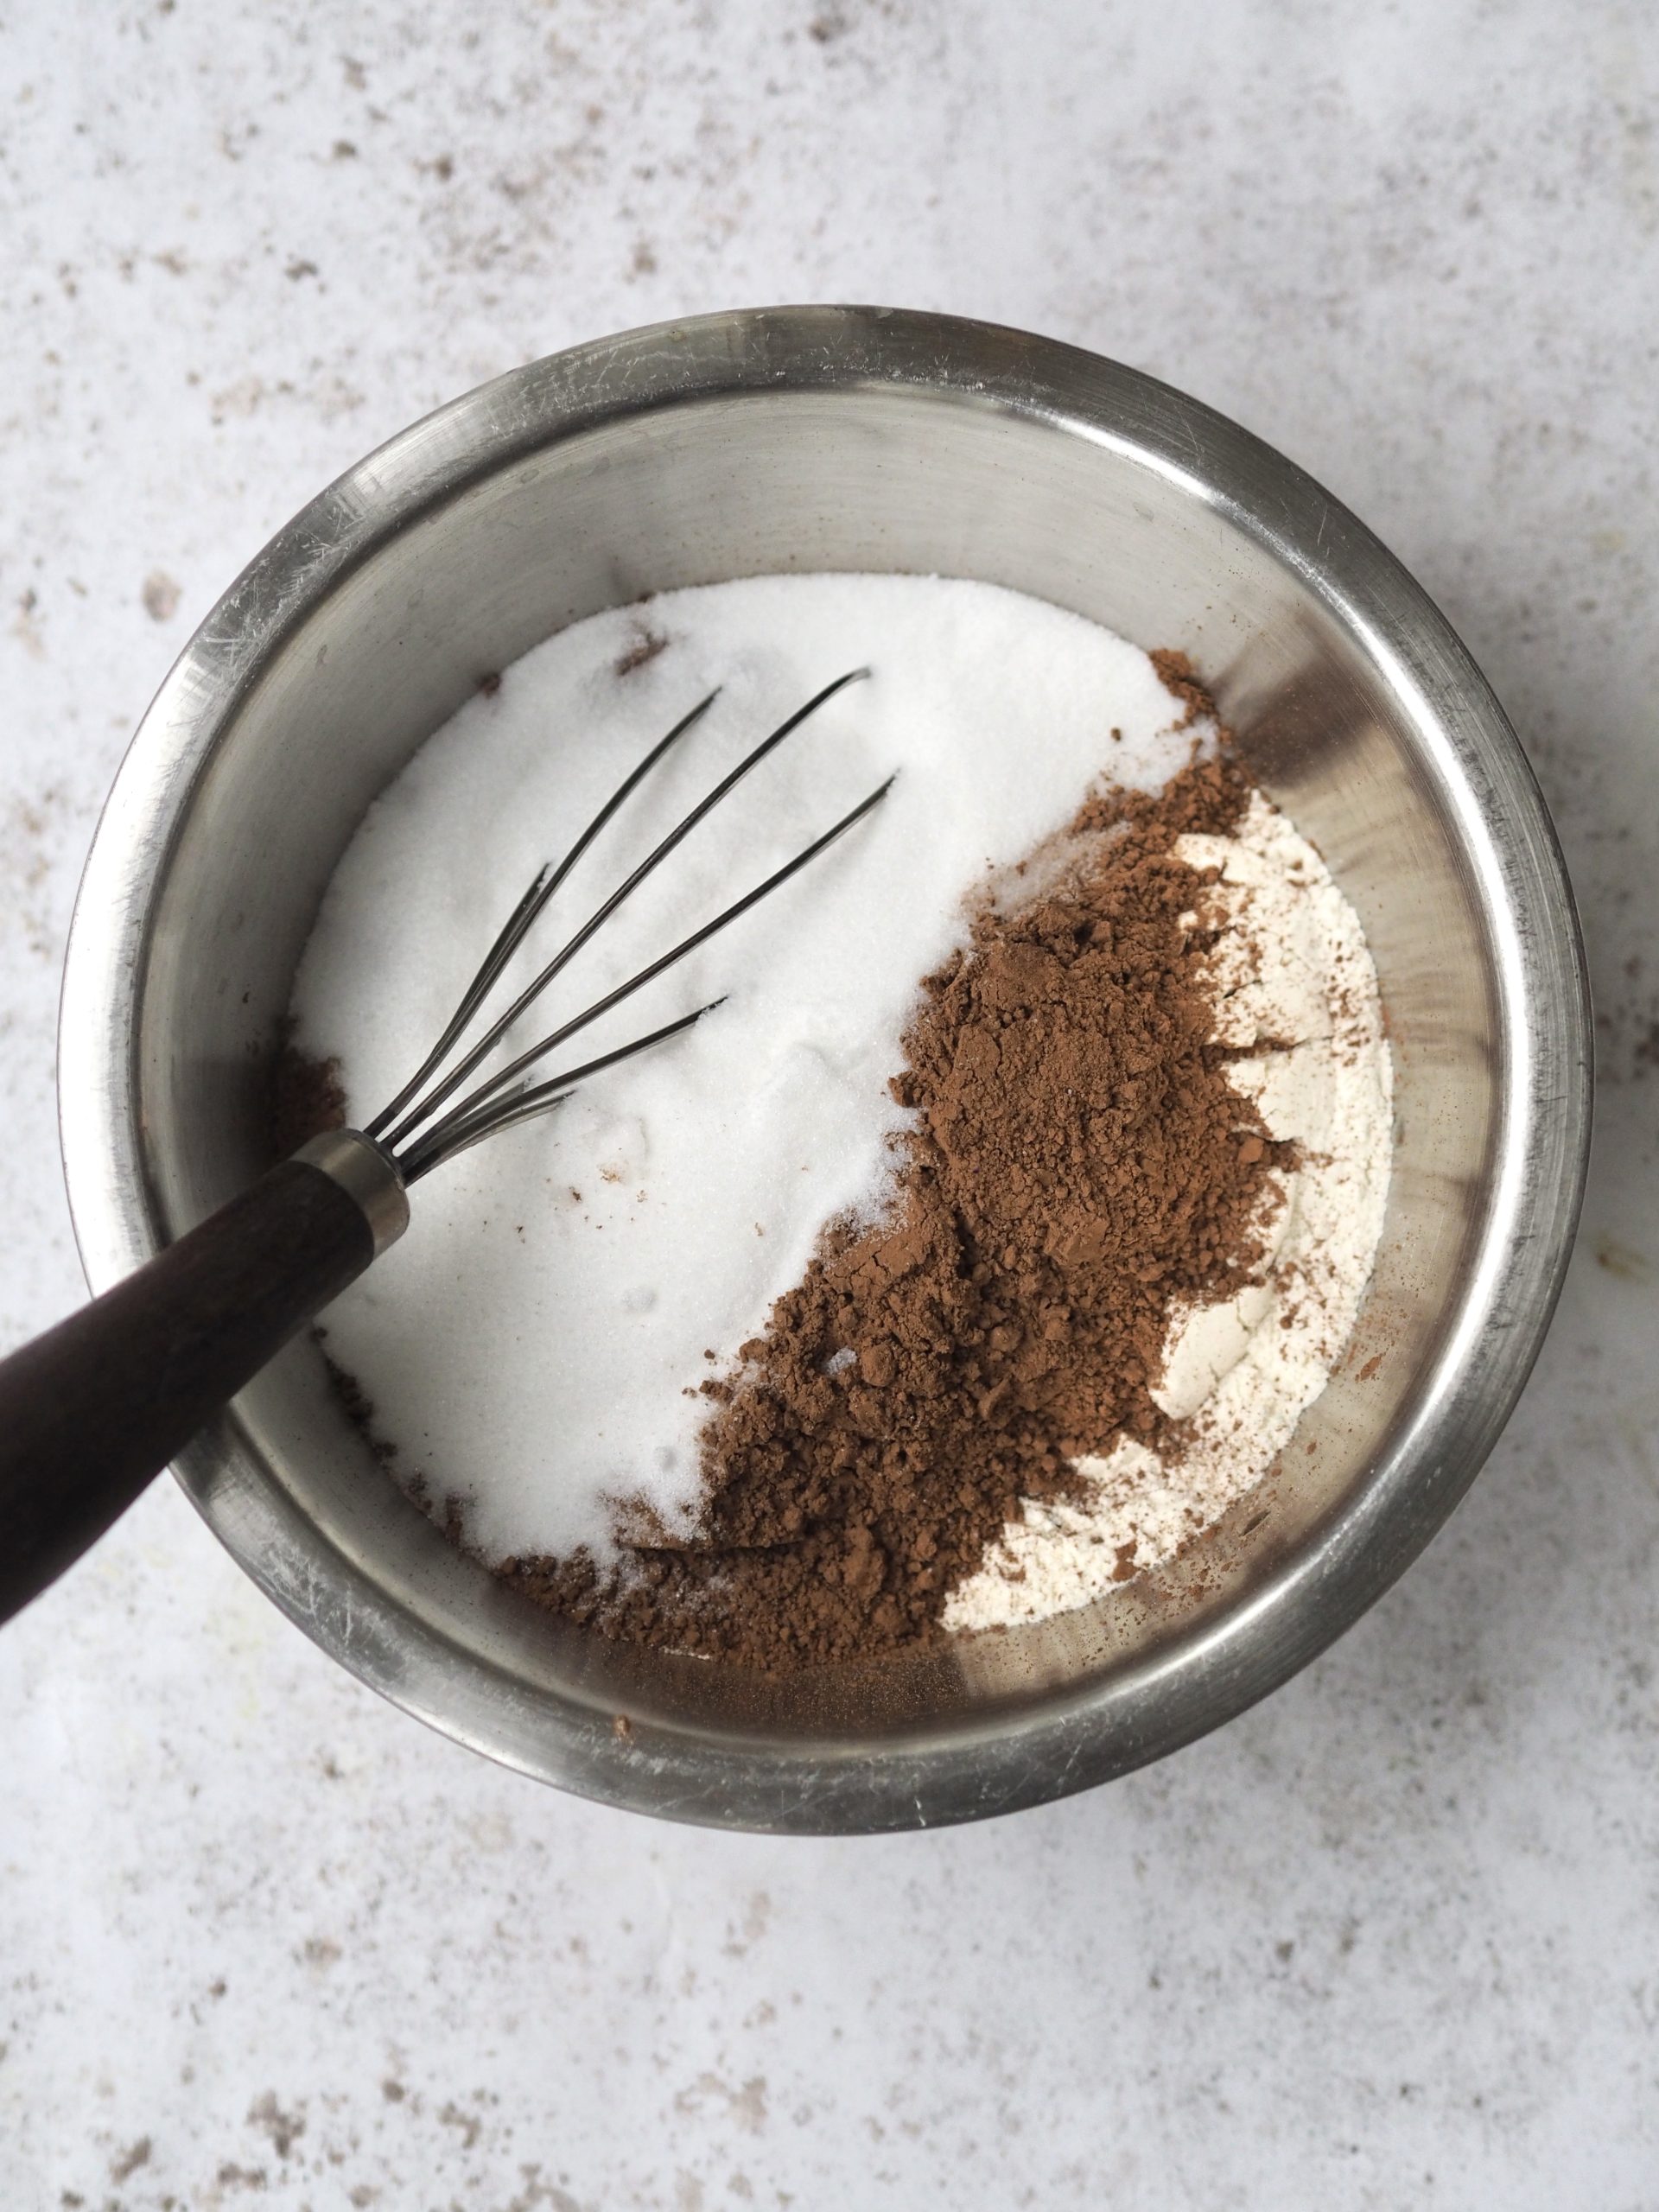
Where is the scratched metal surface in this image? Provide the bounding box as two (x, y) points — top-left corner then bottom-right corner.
(2, 3), (1656, 2206)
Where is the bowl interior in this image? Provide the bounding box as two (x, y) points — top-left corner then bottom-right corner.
(68, 314), (1586, 1829)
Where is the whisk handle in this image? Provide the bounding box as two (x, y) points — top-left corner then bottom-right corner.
(0, 1132), (407, 1625)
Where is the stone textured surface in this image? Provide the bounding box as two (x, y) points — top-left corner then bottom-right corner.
(3, 3), (1656, 2206)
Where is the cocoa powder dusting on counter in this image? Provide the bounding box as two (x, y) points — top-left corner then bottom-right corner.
(506, 752), (1288, 1670)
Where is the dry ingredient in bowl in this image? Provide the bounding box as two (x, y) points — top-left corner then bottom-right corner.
(286, 574), (1391, 1670)
(945, 782), (1392, 1635)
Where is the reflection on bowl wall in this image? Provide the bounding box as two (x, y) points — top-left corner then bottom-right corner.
(60, 308), (1590, 1833)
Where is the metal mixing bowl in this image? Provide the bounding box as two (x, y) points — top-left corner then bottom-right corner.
(60, 308), (1591, 1833)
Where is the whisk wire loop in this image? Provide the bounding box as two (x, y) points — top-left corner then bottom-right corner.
(399, 1001), (726, 1181)
(397, 773), (893, 1175)
(370, 670), (886, 1179)
(365, 687), (720, 1141)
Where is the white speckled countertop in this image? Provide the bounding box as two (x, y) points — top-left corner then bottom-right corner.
(3, 4), (1656, 2206)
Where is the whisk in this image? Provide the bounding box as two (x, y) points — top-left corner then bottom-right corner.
(0, 671), (889, 1624)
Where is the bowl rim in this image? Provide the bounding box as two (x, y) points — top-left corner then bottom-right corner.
(57, 306), (1592, 1831)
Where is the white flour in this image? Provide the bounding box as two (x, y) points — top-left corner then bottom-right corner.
(943, 789), (1393, 1631)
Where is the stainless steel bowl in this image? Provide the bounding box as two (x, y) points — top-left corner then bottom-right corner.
(60, 308), (1591, 1833)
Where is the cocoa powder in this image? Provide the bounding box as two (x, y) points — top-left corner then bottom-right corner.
(270, 1033), (346, 1157)
(504, 751), (1287, 1670)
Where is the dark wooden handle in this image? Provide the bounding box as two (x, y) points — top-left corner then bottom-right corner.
(0, 1159), (378, 1624)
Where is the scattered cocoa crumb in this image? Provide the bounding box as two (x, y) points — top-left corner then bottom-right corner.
(1149, 647), (1212, 728)
(478, 670), (502, 697)
(615, 626), (669, 677)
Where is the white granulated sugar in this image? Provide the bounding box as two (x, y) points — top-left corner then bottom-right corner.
(292, 573), (1200, 1564)
(943, 789), (1393, 1633)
